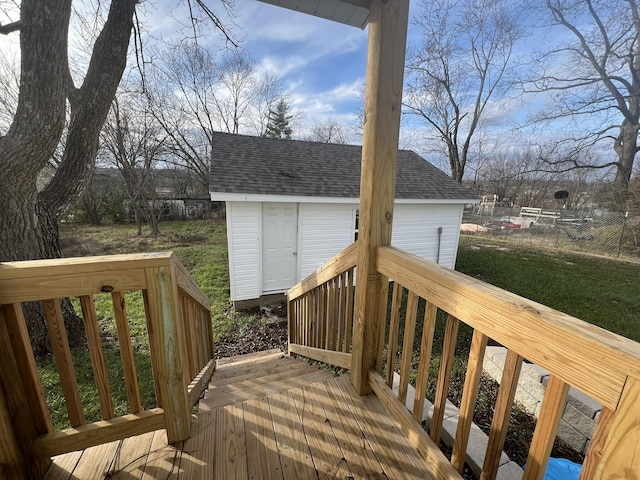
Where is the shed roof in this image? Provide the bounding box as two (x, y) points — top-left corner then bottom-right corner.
(209, 131), (478, 202)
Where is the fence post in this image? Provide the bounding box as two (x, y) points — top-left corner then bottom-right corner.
(617, 212), (628, 257)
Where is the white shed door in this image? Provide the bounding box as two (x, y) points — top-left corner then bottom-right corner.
(262, 203), (298, 292)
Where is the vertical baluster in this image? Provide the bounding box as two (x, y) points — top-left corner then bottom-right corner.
(374, 272), (391, 374)
(431, 314), (459, 444)
(80, 295), (114, 420)
(413, 301), (437, 422)
(112, 291), (141, 413)
(522, 374), (569, 480)
(385, 282), (403, 387)
(398, 291), (419, 404)
(344, 268), (354, 353)
(327, 278), (337, 351)
(143, 290), (163, 408)
(42, 299), (85, 427)
(336, 272), (346, 352)
(183, 296), (198, 379)
(481, 350), (523, 479)
(452, 330), (489, 472)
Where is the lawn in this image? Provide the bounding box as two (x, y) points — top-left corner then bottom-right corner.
(455, 235), (640, 342)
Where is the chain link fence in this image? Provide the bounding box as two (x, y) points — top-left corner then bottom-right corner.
(461, 205), (640, 260)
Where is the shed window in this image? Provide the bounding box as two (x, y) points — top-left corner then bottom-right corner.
(354, 209), (359, 241)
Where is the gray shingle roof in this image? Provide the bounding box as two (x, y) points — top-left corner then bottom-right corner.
(209, 132), (478, 201)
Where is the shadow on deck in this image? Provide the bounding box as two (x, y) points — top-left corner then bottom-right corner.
(44, 349), (435, 479)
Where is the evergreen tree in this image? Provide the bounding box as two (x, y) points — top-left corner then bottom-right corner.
(264, 98), (293, 139)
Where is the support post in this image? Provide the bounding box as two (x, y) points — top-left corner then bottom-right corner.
(0, 308), (51, 479)
(144, 262), (191, 443)
(351, 0), (410, 395)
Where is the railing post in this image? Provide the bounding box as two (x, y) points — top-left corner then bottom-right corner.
(144, 262), (191, 443)
(593, 376), (640, 479)
(0, 308), (51, 479)
(351, 0), (410, 395)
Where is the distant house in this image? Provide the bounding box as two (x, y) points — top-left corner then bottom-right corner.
(209, 132), (478, 305)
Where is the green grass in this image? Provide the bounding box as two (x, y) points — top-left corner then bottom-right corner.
(456, 235), (640, 342)
(39, 219), (257, 429)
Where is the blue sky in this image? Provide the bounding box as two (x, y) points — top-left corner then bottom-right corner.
(0, 1), (622, 176)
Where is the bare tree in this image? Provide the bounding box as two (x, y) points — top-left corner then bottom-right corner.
(101, 94), (166, 236)
(404, 0), (523, 182)
(148, 44), (284, 189)
(306, 117), (350, 144)
(526, 0), (640, 209)
(0, 0), (233, 352)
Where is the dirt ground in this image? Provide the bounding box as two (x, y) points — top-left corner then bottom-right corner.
(215, 303), (288, 359)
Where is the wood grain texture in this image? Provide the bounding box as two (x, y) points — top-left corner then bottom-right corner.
(287, 242), (357, 299)
(288, 344), (352, 369)
(414, 301), (437, 422)
(0, 308), (51, 479)
(398, 291), (419, 404)
(32, 409), (165, 457)
(268, 391), (317, 480)
(144, 266), (190, 443)
(243, 398), (282, 480)
(3, 303), (53, 433)
(80, 295), (114, 420)
(481, 350), (523, 480)
(2, 269), (147, 304)
(431, 315), (459, 444)
(367, 371), (462, 479)
(523, 374), (570, 480)
(351, 0), (410, 395)
(111, 291), (142, 414)
(580, 406), (614, 480)
(452, 330), (488, 472)
(595, 377), (640, 479)
(385, 282), (404, 387)
(377, 245), (640, 410)
(42, 299), (85, 427)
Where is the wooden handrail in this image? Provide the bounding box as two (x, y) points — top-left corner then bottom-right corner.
(377, 246), (640, 409)
(0, 252), (215, 478)
(287, 243), (357, 368)
(374, 245), (640, 479)
(288, 241), (358, 300)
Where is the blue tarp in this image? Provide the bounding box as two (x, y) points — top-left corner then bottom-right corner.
(543, 458), (582, 480)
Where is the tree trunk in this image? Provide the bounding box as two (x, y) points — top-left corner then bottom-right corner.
(613, 120), (638, 210)
(0, 0), (138, 354)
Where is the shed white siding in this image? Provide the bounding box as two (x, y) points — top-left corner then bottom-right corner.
(298, 203), (355, 279)
(226, 202), (261, 301)
(392, 203), (463, 268)
(225, 200), (466, 302)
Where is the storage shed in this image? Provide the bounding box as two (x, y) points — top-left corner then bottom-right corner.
(209, 131), (478, 305)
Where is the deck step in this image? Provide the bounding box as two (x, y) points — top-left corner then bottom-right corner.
(215, 348), (283, 368)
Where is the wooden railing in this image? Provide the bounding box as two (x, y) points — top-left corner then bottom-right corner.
(0, 252), (214, 479)
(287, 242), (357, 369)
(289, 243), (640, 479)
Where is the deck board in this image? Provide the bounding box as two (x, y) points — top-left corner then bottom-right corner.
(45, 350), (437, 479)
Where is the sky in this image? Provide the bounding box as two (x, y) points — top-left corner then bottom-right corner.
(143, 1), (376, 138)
(0, 0), (624, 178)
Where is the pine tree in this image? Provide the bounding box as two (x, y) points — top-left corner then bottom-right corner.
(264, 98), (293, 139)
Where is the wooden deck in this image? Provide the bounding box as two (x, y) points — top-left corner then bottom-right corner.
(43, 349), (436, 479)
